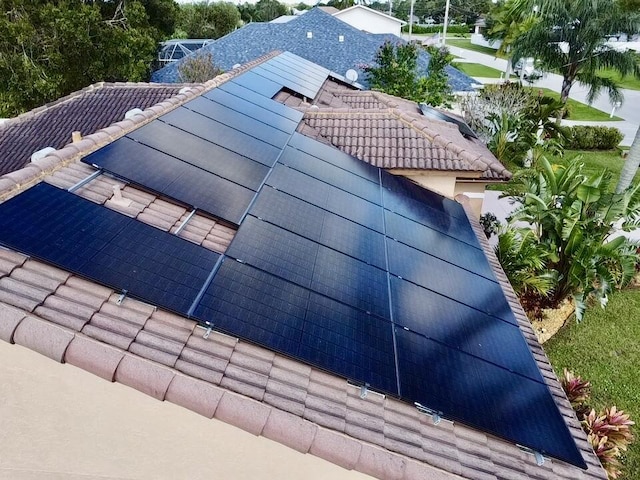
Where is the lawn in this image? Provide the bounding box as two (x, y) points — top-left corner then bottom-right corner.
(598, 67), (640, 91)
(545, 289), (640, 479)
(446, 38), (506, 58)
(531, 88), (622, 121)
(453, 62), (508, 78)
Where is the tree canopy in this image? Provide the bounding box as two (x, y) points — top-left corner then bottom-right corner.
(238, 0), (289, 23)
(175, 2), (240, 39)
(510, 0), (640, 114)
(0, 0), (169, 117)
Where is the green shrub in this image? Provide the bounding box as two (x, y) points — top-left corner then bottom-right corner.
(401, 25), (470, 34)
(564, 126), (623, 150)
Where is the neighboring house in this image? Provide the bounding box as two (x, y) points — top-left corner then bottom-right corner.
(151, 7), (476, 93)
(333, 5), (406, 36)
(276, 80), (509, 216)
(0, 82), (185, 177)
(0, 52), (606, 480)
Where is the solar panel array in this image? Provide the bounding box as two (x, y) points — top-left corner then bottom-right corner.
(0, 52), (586, 469)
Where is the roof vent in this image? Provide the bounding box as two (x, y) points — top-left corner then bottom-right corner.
(31, 147), (56, 163)
(124, 108), (144, 120)
(339, 35), (344, 42)
(307, 31), (313, 39)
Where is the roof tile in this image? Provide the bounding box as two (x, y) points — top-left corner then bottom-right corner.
(174, 359), (224, 385)
(264, 391), (306, 417)
(402, 459), (462, 480)
(309, 428), (363, 471)
(0, 248), (27, 276)
(13, 315), (75, 362)
(220, 364), (268, 401)
(114, 353), (175, 400)
(64, 333), (125, 381)
(165, 372), (224, 418)
(0, 303), (27, 342)
(129, 341), (179, 367)
(355, 443), (407, 480)
(34, 305), (91, 331)
(214, 391), (271, 436)
(262, 408), (318, 453)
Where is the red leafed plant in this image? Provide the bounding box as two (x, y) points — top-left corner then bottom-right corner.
(561, 369), (635, 479)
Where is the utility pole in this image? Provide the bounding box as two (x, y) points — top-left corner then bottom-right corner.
(442, 0), (451, 46)
(408, 0), (414, 41)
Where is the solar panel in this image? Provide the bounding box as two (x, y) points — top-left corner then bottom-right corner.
(82, 137), (255, 224)
(387, 240), (516, 324)
(218, 81), (304, 122)
(395, 328), (585, 468)
(390, 277), (542, 381)
(287, 132), (381, 183)
(160, 107), (281, 166)
(266, 164), (384, 233)
(0, 183), (220, 315)
(202, 89), (299, 134)
(385, 210), (495, 280)
(270, 53), (329, 82)
(230, 70), (283, 98)
(279, 146), (381, 204)
(183, 97), (290, 149)
(419, 103), (479, 139)
(127, 121), (269, 191)
(261, 58), (325, 90)
(252, 66), (317, 99)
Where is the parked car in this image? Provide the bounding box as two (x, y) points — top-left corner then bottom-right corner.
(513, 57), (543, 81)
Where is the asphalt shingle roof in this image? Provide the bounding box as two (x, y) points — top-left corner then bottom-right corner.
(151, 8), (476, 92)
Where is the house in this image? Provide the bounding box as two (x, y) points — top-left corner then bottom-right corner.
(276, 80), (510, 216)
(0, 52), (606, 480)
(333, 5), (406, 36)
(0, 82), (185, 177)
(150, 7), (476, 93)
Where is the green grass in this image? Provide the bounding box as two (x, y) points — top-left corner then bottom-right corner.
(545, 289), (640, 479)
(446, 38), (507, 58)
(531, 88), (622, 121)
(453, 62), (508, 78)
(598, 67), (640, 91)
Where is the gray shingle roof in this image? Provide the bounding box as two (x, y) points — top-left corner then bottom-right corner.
(151, 8), (476, 92)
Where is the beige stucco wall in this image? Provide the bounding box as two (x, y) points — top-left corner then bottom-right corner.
(334, 8), (402, 36)
(0, 341), (373, 480)
(454, 182), (486, 218)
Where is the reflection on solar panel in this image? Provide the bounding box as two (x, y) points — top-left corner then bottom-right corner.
(0, 183), (220, 315)
(0, 52), (586, 469)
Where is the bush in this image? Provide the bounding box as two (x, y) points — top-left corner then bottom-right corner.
(564, 126), (623, 150)
(561, 369), (635, 479)
(401, 24), (470, 34)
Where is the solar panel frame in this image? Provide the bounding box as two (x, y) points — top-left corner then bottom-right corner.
(229, 70), (283, 98)
(218, 81), (304, 122)
(251, 66), (317, 99)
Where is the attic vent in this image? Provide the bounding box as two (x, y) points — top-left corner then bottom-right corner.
(306, 31), (313, 39)
(124, 108), (143, 120)
(339, 35), (344, 42)
(31, 147), (56, 163)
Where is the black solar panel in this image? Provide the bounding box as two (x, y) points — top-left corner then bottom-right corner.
(160, 107), (281, 166)
(419, 103), (479, 139)
(230, 70), (283, 98)
(202, 89), (299, 134)
(0, 51), (586, 468)
(0, 183), (219, 315)
(395, 328), (585, 468)
(218, 81), (304, 122)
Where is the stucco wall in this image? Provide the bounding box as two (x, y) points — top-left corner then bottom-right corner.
(0, 341), (373, 480)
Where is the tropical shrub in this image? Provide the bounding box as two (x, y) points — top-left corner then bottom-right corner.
(178, 52), (223, 83)
(506, 156), (640, 319)
(561, 370), (634, 479)
(479, 212), (500, 238)
(565, 126), (624, 150)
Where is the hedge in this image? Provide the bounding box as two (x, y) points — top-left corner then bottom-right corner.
(401, 25), (471, 34)
(564, 125), (624, 150)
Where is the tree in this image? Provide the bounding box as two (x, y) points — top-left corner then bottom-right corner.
(176, 2), (240, 39)
(616, 126), (640, 193)
(511, 0), (640, 120)
(178, 52), (223, 82)
(0, 0), (158, 117)
(364, 42), (454, 107)
(506, 156), (640, 319)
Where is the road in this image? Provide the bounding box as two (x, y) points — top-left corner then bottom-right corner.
(449, 45), (640, 146)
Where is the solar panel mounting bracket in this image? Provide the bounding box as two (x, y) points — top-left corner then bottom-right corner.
(518, 445), (546, 466)
(360, 383), (370, 399)
(68, 169), (103, 193)
(415, 402), (444, 425)
(116, 289), (128, 306)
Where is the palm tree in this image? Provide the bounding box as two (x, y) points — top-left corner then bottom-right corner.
(616, 126), (640, 193)
(511, 0), (640, 121)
